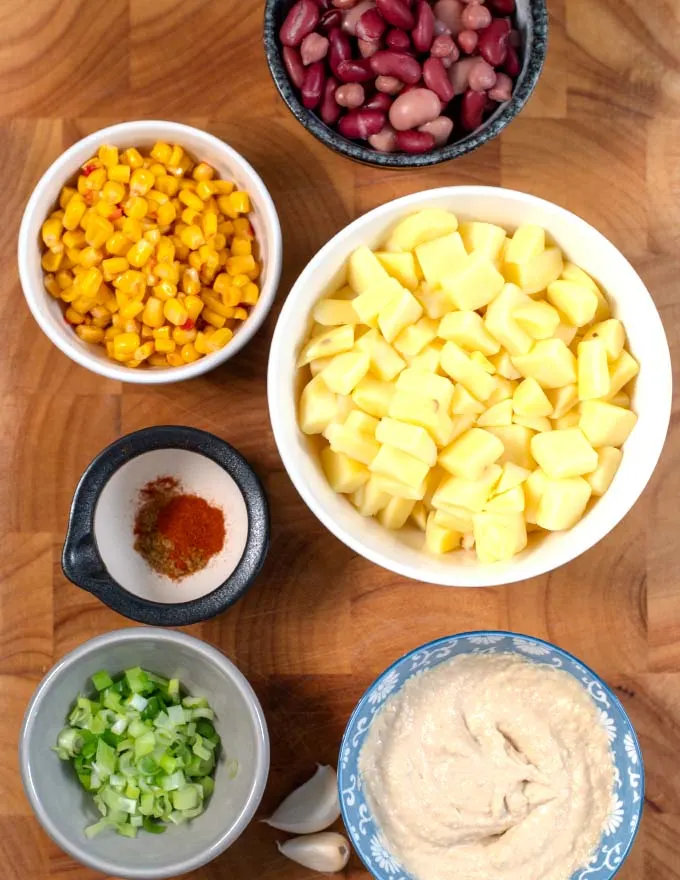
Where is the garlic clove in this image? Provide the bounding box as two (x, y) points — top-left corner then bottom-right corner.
(277, 832), (351, 873)
(264, 764), (340, 833)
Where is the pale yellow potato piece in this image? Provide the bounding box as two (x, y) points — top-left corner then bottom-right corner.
(321, 447), (370, 494)
(369, 444), (430, 489)
(473, 512), (527, 563)
(561, 263), (610, 321)
(407, 342), (443, 373)
(586, 446), (623, 495)
(553, 322), (578, 347)
(470, 351), (496, 374)
(487, 376), (518, 405)
(604, 349), (639, 399)
(577, 338), (610, 400)
(524, 468), (549, 524)
(433, 507), (474, 534)
(385, 209), (459, 252)
(348, 245), (390, 293)
(333, 394), (358, 425)
(415, 231), (467, 286)
(376, 417), (438, 466)
(393, 317), (438, 358)
(610, 391), (630, 408)
(440, 253), (505, 311)
(486, 424), (536, 469)
(297, 324), (354, 367)
(583, 319), (625, 362)
(536, 476), (592, 531)
(548, 384), (578, 419)
(299, 375), (337, 435)
(531, 428), (598, 478)
(513, 377), (553, 417)
(309, 355), (334, 377)
(352, 277), (403, 322)
(334, 284), (357, 300)
(484, 485), (525, 513)
(432, 465), (502, 513)
(352, 477), (391, 516)
(512, 339), (577, 389)
(355, 329), (406, 381)
(375, 251), (421, 291)
(489, 350), (521, 380)
(495, 462), (531, 495)
(423, 465), (447, 508)
(484, 284), (533, 356)
(439, 428), (505, 479)
(451, 385), (486, 415)
(513, 300), (561, 339)
(579, 401), (638, 447)
(504, 246), (563, 294)
(324, 423), (380, 465)
(459, 222), (507, 261)
(547, 280), (598, 327)
(389, 390), (455, 447)
(438, 310), (500, 356)
(449, 413), (478, 443)
(320, 351), (370, 395)
(345, 410), (379, 436)
(415, 283), (455, 319)
(378, 496), (416, 529)
(312, 299), (360, 326)
(371, 474), (427, 501)
(411, 501), (428, 530)
(378, 288), (423, 343)
(478, 399), (514, 427)
(554, 411), (580, 429)
(396, 367), (454, 409)
(425, 511), (461, 553)
(504, 225), (545, 265)
(514, 414), (552, 433)
(440, 341), (497, 401)
(352, 377), (395, 418)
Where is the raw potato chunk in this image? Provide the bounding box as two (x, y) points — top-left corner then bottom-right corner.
(334, 394), (358, 425)
(434, 507), (474, 534)
(432, 465), (502, 512)
(352, 377), (395, 418)
(484, 485), (525, 512)
(470, 351), (496, 373)
(299, 376), (337, 434)
(376, 418), (438, 466)
(495, 462), (531, 494)
(415, 232), (467, 286)
(536, 476), (592, 531)
(488, 376), (518, 405)
(451, 385), (486, 415)
(553, 323), (578, 347)
(352, 277), (403, 322)
(411, 502), (428, 530)
(513, 378), (553, 417)
(504, 246), (563, 294)
(356, 329), (406, 381)
(389, 391), (455, 447)
(396, 367), (454, 409)
(352, 477), (391, 516)
(324, 423), (380, 465)
(504, 225), (545, 265)
(584, 319), (625, 362)
(416, 283), (455, 319)
(297, 324), (354, 366)
(478, 399), (514, 427)
(530, 429), (598, 478)
(426, 512), (461, 553)
(371, 474), (427, 500)
(385, 209), (458, 252)
(579, 401), (638, 447)
(548, 384), (578, 419)
(512, 339), (577, 389)
(586, 446), (623, 495)
(345, 410), (378, 436)
(376, 251), (420, 291)
(473, 512), (527, 563)
(524, 468), (549, 524)
(312, 299), (359, 326)
(561, 263), (609, 321)
(555, 412), (580, 429)
(321, 448), (369, 494)
(440, 341), (496, 401)
(348, 245), (390, 293)
(393, 317), (438, 357)
(441, 253), (505, 311)
(486, 425), (536, 470)
(484, 284), (533, 356)
(369, 445), (430, 489)
(459, 222), (507, 261)
(439, 428), (505, 479)
(378, 496), (416, 529)
(438, 310), (500, 356)
(408, 343), (442, 373)
(378, 288), (423, 342)
(577, 339), (610, 400)
(320, 351), (370, 394)
(490, 350), (522, 380)
(547, 280), (598, 327)
(514, 414), (552, 433)
(605, 349), (639, 398)
(309, 356), (333, 377)
(513, 300), (561, 339)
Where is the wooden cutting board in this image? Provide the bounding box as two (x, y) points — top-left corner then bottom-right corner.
(1, 0), (678, 877)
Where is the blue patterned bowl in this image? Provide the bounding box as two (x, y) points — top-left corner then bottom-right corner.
(339, 632), (643, 880)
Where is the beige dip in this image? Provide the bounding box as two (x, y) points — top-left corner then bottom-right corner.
(359, 653), (615, 880)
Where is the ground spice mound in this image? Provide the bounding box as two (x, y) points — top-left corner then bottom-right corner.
(133, 476), (226, 580)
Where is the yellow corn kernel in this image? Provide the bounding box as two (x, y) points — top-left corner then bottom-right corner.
(127, 239), (154, 268)
(121, 217), (143, 243)
(230, 237), (252, 257)
(155, 174), (179, 197)
(172, 326), (197, 345)
(179, 189), (203, 213)
(184, 295), (204, 321)
(181, 207), (201, 226)
(85, 216), (114, 249)
(80, 267), (103, 297)
(180, 225), (205, 250)
(105, 232), (130, 256)
(233, 306), (248, 320)
(133, 341), (154, 361)
(140, 324), (155, 339)
(156, 237), (175, 264)
(201, 266), (217, 285)
(90, 305), (112, 327)
(163, 298), (189, 326)
(162, 352), (182, 367)
(56, 269), (74, 290)
(94, 200), (118, 219)
(112, 303), (126, 323)
(241, 282), (259, 305)
(146, 353), (167, 367)
(202, 308), (226, 329)
(41, 250), (62, 272)
(105, 340), (116, 358)
(218, 220), (235, 239)
(124, 359), (142, 368)
(120, 299), (145, 320)
(194, 332), (211, 355)
(212, 273), (231, 296)
(230, 191), (250, 214)
(65, 306), (85, 325)
(114, 270), (146, 297)
(150, 142), (173, 164)
(210, 233), (226, 251)
(156, 262), (179, 284)
(154, 337), (176, 353)
(189, 162), (213, 182)
(233, 217), (254, 238)
(66, 247), (82, 265)
(102, 257), (129, 281)
(44, 274), (61, 298)
(195, 181), (216, 201)
(213, 179), (234, 195)
(98, 145), (119, 168)
(144, 228), (161, 247)
(108, 164), (131, 184)
(226, 255), (256, 276)
(178, 342), (199, 363)
(153, 325), (171, 340)
(167, 144), (184, 168)
(220, 286), (241, 307)
(78, 167), (107, 194)
(153, 281), (177, 301)
(124, 318), (141, 334)
(188, 251), (204, 271)
(124, 196), (148, 220)
(181, 267), (201, 295)
(147, 189), (169, 207)
(72, 294), (97, 314)
(200, 292), (229, 317)
(149, 163), (166, 178)
(217, 195), (237, 218)
(141, 296), (164, 328)
(101, 180), (126, 204)
(79, 246), (103, 268)
(104, 323), (123, 339)
(59, 285), (78, 303)
(62, 229), (85, 249)
(156, 202), (177, 226)
(210, 327), (234, 349)
(59, 186), (77, 209)
(199, 212), (216, 240)
(113, 332), (140, 360)
(63, 198), (87, 231)
(247, 261), (260, 281)
(129, 168), (155, 197)
(41, 217), (63, 248)
(76, 324), (105, 344)
(121, 148), (144, 169)
(231, 273), (250, 289)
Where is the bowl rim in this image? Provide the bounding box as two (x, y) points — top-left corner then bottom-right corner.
(262, 0), (548, 168)
(61, 426), (270, 626)
(19, 627), (271, 879)
(337, 628), (645, 880)
(17, 120), (282, 384)
(267, 185), (673, 587)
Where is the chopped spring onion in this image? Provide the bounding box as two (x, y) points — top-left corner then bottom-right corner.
(54, 668), (222, 838)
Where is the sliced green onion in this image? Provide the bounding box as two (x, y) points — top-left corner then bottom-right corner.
(91, 670), (113, 692)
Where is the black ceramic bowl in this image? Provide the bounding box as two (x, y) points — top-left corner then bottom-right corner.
(263, 0), (547, 168)
(62, 426), (270, 626)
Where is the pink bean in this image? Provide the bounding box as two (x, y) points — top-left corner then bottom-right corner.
(478, 17), (510, 66)
(376, 0), (415, 29)
(418, 115), (454, 145)
(433, 0), (463, 35)
(319, 9), (343, 29)
(333, 0), (360, 7)
(369, 124), (398, 151)
(375, 74), (404, 93)
(337, 108), (386, 138)
(448, 56), (477, 94)
(342, 0), (375, 34)
(280, 0), (320, 47)
(461, 2), (492, 30)
(370, 49), (422, 83)
(320, 75), (342, 123)
(459, 87), (487, 131)
(423, 56), (455, 102)
(488, 71), (513, 101)
(335, 82), (366, 107)
(386, 28), (412, 50)
(328, 27), (352, 75)
(457, 29), (478, 53)
(488, 0), (515, 12)
(396, 130), (436, 153)
(434, 19), (451, 36)
(359, 37), (380, 56)
(431, 33), (456, 57)
(468, 56), (496, 91)
(389, 87), (441, 130)
(301, 61), (326, 108)
(356, 7), (387, 40)
(282, 46), (306, 89)
(365, 90), (394, 111)
(301, 32), (330, 64)
(503, 45), (521, 76)
(336, 57), (376, 81)
(412, 0), (435, 52)
(509, 28), (521, 48)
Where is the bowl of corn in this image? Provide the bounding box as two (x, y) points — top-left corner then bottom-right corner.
(18, 121), (282, 382)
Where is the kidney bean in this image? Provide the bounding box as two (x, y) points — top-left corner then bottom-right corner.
(448, 56), (477, 93)
(461, 3), (492, 30)
(359, 38), (380, 56)
(320, 75), (342, 122)
(423, 56), (455, 102)
(488, 71), (513, 101)
(320, 9), (343, 28)
(431, 33), (456, 57)
(282, 46), (307, 89)
(376, 0), (415, 29)
(389, 87), (441, 129)
(386, 28), (411, 50)
(342, 0), (375, 34)
(412, 0), (435, 52)
(503, 45), (521, 76)
(457, 29), (478, 53)
(333, 0), (360, 7)
(280, 0), (320, 47)
(357, 7), (386, 40)
(370, 49), (422, 83)
(459, 87), (487, 130)
(468, 56), (496, 91)
(338, 108), (386, 138)
(509, 28), (521, 48)
(418, 115), (454, 145)
(488, 0), (515, 13)
(375, 74), (404, 93)
(365, 90), (394, 110)
(328, 27), (352, 75)
(336, 57), (375, 81)
(434, 19), (451, 36)
(396, 129), (436, 152)
(369, 124), (398, 151)
(301, 61), (326, 108)
(301, 32), (330, 64)
(478, 17), (510, 66)
(335, 82), (366, 107)
(433, 0), (463, 35)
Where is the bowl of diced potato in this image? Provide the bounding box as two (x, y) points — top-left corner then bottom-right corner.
(267, 187), (672, 586)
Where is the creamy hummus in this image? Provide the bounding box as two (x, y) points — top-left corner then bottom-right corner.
(359, 653), (615, 880)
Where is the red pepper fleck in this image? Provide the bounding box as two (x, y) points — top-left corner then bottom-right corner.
(182, 318), (195, 330)
(82, 162), (97, 176)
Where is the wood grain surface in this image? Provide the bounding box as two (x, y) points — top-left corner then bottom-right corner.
(1, 0), (679, 878)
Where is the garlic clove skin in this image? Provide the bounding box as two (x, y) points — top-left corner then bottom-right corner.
(277, 832), (351, 873)
(264, 764), (340, 833)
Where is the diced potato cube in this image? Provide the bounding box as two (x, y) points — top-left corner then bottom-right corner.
(530, 428), (598, 478)
(439, 428), (504, 479)
(441, 341), (496, 401)
(470, 351), (496, 374)
(321, 447), (370, 494)
(583, 319), (625, 362)
(348, 245), (390, 293)
(512, 339), (577, 389)
(495, 462), (531, 495)
(451, 384), (486, 415)
(536, 476), (592, 530)
(312, 299), (359, 326)
(324, 423), (380, 465)
(586, 446), (623, 495)
(352, 476), (391, 516)
(561, 263), (610, 322)
(577, 338), (610, 400)
(378, 288), (423, 343)
(378, 496), (416, 529)
(579, 401), (638, 447)
(438, 310), (500, 356)
(407, 342), (442, 373)
(356, 329), (406, 381)
(396, 367), (454, 409)
(484, 485), (525, 513)
(553, 322), (578, 347)
(393, 316), (438, 358)
(504, 225), (545, 265)
(484, 284), (533, 356)
(320, 351), (370, 394)
(524, 468), (549, 524)
(297, 324), (354, 366)
(605, 349), (639, 398)
(415, 231), (467, 286)
(548, 384), (578, 419)
(473, 512), (527, 563)
(333, 394), (358, 425)
(513, 377), (553, 417)
(513, 300), (561, 339)
(514, 414), (552, 432)
(554, 411), (580, 429)
(547, 280), (599, 327)
(371, 474), (427, 500)
(369, 444), (430, 489)
(415, 283), (454, 319)
(309, 356), (334, 377)
(376, 417), (438, 466)
(478, 399), (513, 427)
(335, 284), (357, 300)
(610, 391), (630, 408)
(352, 277), (403, 322)
(504, 246), (563, 294)
(432, 465), (502, 513)
(486, 424), (536, 469)
(385, 209), (458, 252)
(487, 376), (518, 405)
(352, 377), (395, 417)
(459, 222), (507, 261)
(345, 410), (379, 436)
(425, 512), (460, 553)
(434, 507), (474, 533)
(299, 375), (338, 435)
(490, 350), (522, 380)
(375, 251), (421, 291)
(440, 253), (505, 311)
(389, 391), (454, 447)
(411, 501), (428, 530)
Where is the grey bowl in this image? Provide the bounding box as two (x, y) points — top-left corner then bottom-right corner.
(19, 628), (270, 879)
(263, 0), (548, 168)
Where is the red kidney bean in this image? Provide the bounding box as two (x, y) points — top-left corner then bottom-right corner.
(370, 49), (422, 83)
(357, 7), (386, 41)
(434, 19), (451, 36)
(280, 0), (320, 47)
(423, 56), (455, 102)
(503, 45), (521, 76)
(457, 29), (478, 53)
(431, 33), (456, 57)
(342, 0), (375, 34)
(488, 71), (513, 101)
(301, 32), (330, 64)
(368, 124), (398, 151)
(386, 28), (411, 50)
(412, 0), (435, 52)
(320, 75), (342, 122)
(320, 9), (343, 28)
(365, 90), (394, 110)
(478, 17), (510, 66)
(338, 108), (386, 138)
(448, 56), (477, 93)
(389, 87), (441, 129)
(336, 57), (375, 81)
(509, 28), (521, 48)
(375, 74), (404, 93)
(488, 0), (515, 13)
(335, 82), (366, 106)
(468, 56), (496, 90)
(328, 27), (352, 75)
(461, 3), (492, 30)
(301, 61), (326, 108)
(460, 87), (487, 130)
(282, 46), (307, 88)
(376, 0), (415, 30)
(433, 0), (463, 35)
(396, 130), (436, 152)
(418, 115), (454, 145)
(333, 0), (360, 7)
(359, 38), (380, 56)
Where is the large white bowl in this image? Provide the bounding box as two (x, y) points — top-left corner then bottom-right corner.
(18, 121), (282, 384)
(267, 187), (672, 587)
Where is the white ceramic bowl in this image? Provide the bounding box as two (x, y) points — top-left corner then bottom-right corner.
(18, 121), (282, 384)
(267, 187), (672, 587)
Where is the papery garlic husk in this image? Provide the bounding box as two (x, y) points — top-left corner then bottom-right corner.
(277, 832), (351, 873)
(265, 764), (340, 833)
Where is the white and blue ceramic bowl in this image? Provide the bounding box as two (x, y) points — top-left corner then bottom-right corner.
(339, 631), (643, 880)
